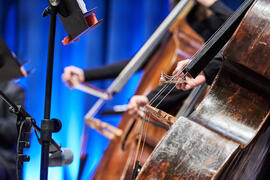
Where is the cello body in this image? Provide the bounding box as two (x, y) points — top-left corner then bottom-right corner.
(137, 0), (270, 179)
(93, 1), (204, 180)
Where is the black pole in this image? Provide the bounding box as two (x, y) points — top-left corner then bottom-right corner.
(40, 5), (57, 180)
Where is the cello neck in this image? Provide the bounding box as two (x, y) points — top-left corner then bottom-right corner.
(185, 0), (255, 78)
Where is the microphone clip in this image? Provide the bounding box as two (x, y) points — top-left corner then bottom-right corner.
(40, 118), (62, 143)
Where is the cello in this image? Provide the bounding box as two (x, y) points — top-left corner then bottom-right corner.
(137, 0), (270, 179)
(91, 1), (205, 180)
(77, 1), (201, 178)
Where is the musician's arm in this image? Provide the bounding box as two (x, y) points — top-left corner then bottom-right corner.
(128, 50), (223, 114)
(79, 1), (232, 83)
(146, 84), (191, 112)
(84, 59), (130, 81)
(197, 0), (233, 18)
(173, 50), (222, 90)
(202, 51), (222, 85)
(209, 1), (234, 21)
(62, 57), (150, 87)
(187, 1), (233, 41)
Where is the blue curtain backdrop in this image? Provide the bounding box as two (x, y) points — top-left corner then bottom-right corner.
(0, 0), (243, 179)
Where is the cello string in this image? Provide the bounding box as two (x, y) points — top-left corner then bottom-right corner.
(131, 0), (253, 168)
(148, 81), (172, 104)
(154, 73), (188, 108)
(148, 63), (190, 105)
(132, 129), (143, 169)
(134, 20), (207, 160)
(133, 12), (209, 167)
(132, 108), (149, 169)
(154, 83), (178, 108)
(149, 76), (180, 104)
(149, 69), (186, 105)
(134, 70), (187, 167)
(138, 112), (151, 161)
(137, 83), (178, 163)
(151, 62), (190, 104)
(147, 12), (229, 104)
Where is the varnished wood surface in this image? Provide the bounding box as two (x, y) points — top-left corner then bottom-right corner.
(93, 113), (167, 180)
(137, 117), (239, 180)
(137, 0), (270, 179)
(190, 67), (270, 147)
(145, 105), (177, 127)
(224, 0), (270, 80)
(93, 2), (204, 179)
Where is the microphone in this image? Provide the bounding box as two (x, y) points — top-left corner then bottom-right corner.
(49, 148), (73, 167)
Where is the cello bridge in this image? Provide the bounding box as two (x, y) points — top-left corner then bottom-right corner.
(85, 117), (123, 140)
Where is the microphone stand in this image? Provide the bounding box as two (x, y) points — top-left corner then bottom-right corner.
(40, 1), (63, 179)
(0, 90), (62, 180)
(0, 90), (31, 180)
(41, 0), (98, 178)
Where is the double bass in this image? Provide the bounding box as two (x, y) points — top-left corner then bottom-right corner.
(137, 0), (270, 179)
(77, 1), (203, 178)
(92, 1), (205, 180)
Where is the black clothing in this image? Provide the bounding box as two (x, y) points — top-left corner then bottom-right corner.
(147, 84), (191, 112)
(187, 1), (233, 40)
(83, 1), (233, 82)
(84, 59), (131, 82)
(0, 81), (24, 180)
(216, 119), (270, 180)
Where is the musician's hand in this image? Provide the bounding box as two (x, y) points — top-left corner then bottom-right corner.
(172, 59), (191, 77)
(127, 95), (149, 117)
(62, 66), (85, 88)
(173, 59), (206, 91)
(197, 0), (217, 7)
(176, 71), (206, 90)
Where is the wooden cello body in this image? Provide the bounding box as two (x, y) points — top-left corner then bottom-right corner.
(92, 1), (204, 180)
(137, 0), (270, 179)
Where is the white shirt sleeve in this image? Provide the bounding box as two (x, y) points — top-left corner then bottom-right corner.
(77, 0), (87, 13)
